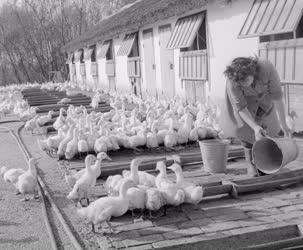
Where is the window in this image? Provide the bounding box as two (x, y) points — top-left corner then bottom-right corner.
(260, 32), (294, 43)
(106, 41), (113, 60)
(80, 49), (84, 63)
(129, 34), (139, 57)
(117, 32), (139, 57)
(181, 18), (206, 52)
(91, 45), (96, 62)
(167, 12), (206, 50)
(239, 0), (303, 40)
(296, 16), (303, 38)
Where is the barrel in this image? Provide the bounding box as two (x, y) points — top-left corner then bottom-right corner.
(252, 137), (298, 174)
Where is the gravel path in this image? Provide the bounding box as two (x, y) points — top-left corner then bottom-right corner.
(0, 122), (52, 250)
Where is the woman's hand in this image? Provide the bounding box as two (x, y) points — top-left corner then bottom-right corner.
(281, 126), (292, 138)
(254, 126), (266, 141)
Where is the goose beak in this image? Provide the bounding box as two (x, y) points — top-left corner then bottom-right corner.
(106, 156), (112, 161)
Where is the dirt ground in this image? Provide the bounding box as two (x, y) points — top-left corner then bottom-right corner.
(0, 121), (52, 250)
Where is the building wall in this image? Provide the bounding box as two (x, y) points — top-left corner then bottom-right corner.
(207, 0), (257, 99)
(114, 35), (131, 93)
(68, 63), (73, 83)
(71, 0), (258, 113)
(84, 60), (94, 90)
(75, 62), (82, 88)
(207, 0), (258, 136)
(96, 42), (109, 91)
(138, 17), (181, 98)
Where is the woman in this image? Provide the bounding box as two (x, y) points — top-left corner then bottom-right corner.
(224, 57), (291, 176)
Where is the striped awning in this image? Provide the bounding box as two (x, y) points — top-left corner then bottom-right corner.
(83, 47), (94, 60)
(66, 53), (74, 64)
(97, 41), (111, 59)
(167, 12), (205, 49)
(239, 0), (303, 38)
(117, 32), (137, 56)
(74, 50), (83, 62)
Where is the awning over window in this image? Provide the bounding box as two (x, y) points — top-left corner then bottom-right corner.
(83, 47), (94, 60)
(97, 41), (111, 59)
(66, 53), (74, 64)
(167, 12), (205, 49)
(239, 0), (303, 38)
(117, 32), (137, 56)
(74, 50), (83, 63)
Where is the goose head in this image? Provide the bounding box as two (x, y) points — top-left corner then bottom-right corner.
(84, 155), (96, 169)
(59, 108), (65, 116)
(0, 166), (8, 177)
(155, 161), (167, 175)
(96, 152), (112, 161)
(28, 157), (40, 175)
(119, 179), (135, 197)
(166, 155), (182, 165)
(167, 163), (182, 173)
(130, 158), (144, 172)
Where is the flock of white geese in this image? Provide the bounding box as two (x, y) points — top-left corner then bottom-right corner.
(1, 81), (224, 159)
(0, 81), (299, 233)
(0, 82), (217, 233)
(66, 153), (203, 233)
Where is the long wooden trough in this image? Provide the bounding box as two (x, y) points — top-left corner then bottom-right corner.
(21, 87), (112, 115)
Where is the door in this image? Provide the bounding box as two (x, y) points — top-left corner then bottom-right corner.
(109, 77), (116, 91)
(142, 29), (157, 96)
(159, 24), (175, 98)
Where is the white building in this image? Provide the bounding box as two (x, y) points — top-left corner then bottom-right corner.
(63, 0), (303, 131)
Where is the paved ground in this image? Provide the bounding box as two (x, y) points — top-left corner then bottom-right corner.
(1, 117), (303, 249)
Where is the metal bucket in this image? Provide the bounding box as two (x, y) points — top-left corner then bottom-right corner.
(252, 137), (298, 174)
(199, 139), (230, 173)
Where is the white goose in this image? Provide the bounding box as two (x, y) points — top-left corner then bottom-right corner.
(65, 127), (79, 160)
(1, 166), (25, 194)
(67, 155), (98, 206)
(65, 152), (111, 189)
(155, 161), (185, 208)
(168, 163), (203, 205)
(53, 108), (66, 130)
(37, 110), (54, 126)
(105, 158), (156, 196)
(77, 179), (134, 233)
(16, 158), (39, 201)
(122, 158), (156, 187)
(57, 124), (75, 159)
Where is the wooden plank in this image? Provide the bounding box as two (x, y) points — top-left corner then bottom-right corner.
(258, 0), (279, 33)
(259, 38), (303, 50)
(267, 48), (276, 66)
(197, 54), (202, 79)
(289, 85), (303, 130)
(275, 0), (296, 30)
(202, 54), (207, 79)
(259, 48), (267, 60)
(188, 55), (192, 78)
(285, 0), (303, 30)
(275, 47), (285, 80)
(251, 0), (270, 34)
(179, 56), (183, 77)
(193, 54), (197, 78)
(294, 46), (303, 82)
(240, 0), (263, 36)
(265, 0), (287, 32)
